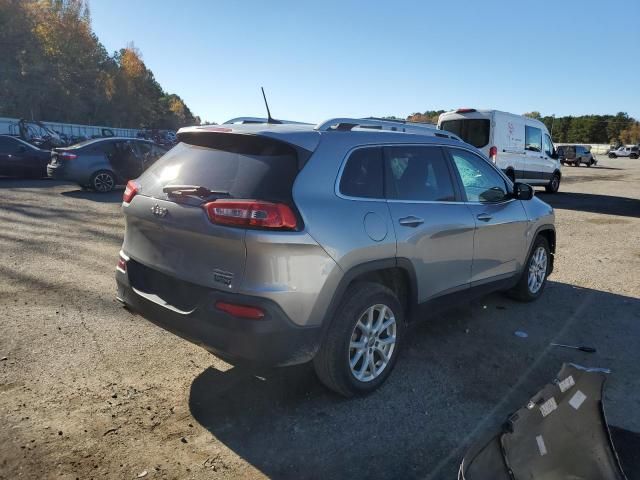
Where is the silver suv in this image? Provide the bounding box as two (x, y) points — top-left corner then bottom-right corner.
(115, 118), (555, 396)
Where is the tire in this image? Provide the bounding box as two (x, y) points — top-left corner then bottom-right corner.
(90, 170), (116, 192)
(609, 154), (617, 159)
(631, 154), (638, 159)
(574, 159), (581, 167)
(587, 159), (593, 167)
(313, 282), (405, 397)
(509, 236), (550, 302)
(545, 173), (560, 193)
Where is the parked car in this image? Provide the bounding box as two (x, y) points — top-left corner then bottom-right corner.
(0, 134), (50, 178)
(608, 146), (639, 159)
(556, 144), (597, 167)
(115, 118), (556, 396)
(47, 138), (167, 192)
(438, 109), (562, 193)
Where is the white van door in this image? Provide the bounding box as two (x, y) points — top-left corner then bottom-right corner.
(542, 133), (557, 179)
(492, 113), (526, 180)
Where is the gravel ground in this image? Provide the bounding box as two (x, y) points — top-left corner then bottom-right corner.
(1, 156), (639, 480)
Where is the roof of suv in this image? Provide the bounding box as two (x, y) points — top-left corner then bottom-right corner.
(178, 119), (464, 154)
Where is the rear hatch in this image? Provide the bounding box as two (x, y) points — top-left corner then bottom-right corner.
(121, 130), (305, 299)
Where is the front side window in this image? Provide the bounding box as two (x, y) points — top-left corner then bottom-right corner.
(384, 146), (455, 201)
(339, 147), (383, 198)
(449, 148), (509, 203)
(543, 134), (554, 157)
(525, 126), (542, 152)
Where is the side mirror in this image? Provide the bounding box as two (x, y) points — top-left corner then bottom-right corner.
(513, 182), (534, 200)
(550, 150), (559, 160)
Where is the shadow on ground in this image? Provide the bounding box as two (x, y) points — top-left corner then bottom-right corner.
(538, 191), (640, 218)
(61, 188), (123, 203)
(189, 282), (640, 479)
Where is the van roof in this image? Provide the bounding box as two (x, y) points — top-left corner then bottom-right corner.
(439, 109), (548, 129)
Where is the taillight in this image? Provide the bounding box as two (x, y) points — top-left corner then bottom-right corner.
(123, 180), (139, 203)
(489, 146), (498, 164)
(203, 200), (297, 230)
(59, 152), (77, 160)
(116, 253), (127, 273)
(215, 301), (265, 320)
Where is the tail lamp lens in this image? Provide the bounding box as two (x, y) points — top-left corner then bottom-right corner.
(203, 200), (297, 230)
(215, 301), (265, 320)
(489, 146), (498, 163)
(123, 180), (139, 203)
(60, 152), (77, 160)
(116, 257), (127, 273)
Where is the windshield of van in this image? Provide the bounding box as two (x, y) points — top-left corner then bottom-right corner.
(440, 119), (490, 148)
(139, 136), (300, 203)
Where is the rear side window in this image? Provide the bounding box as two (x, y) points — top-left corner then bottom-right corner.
(140, 134), (301, 203)
(525, 126), (542, 152)
(384, 146), (455, 201)
(339, 147), (383, 198)
(440, 119), (490, 148)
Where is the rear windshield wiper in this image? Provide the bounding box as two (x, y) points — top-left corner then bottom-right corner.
(162, 185), (230, 199)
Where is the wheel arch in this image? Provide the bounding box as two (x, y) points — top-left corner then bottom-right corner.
(320, 259), (418, 335)
(529, 225), (556, 274)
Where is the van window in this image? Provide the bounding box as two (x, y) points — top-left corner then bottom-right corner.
(525, 126), (542, 152)
(543, 134), (554, 157)
(440, 119), (490, 148)
(384, 146), (455, 201)
(339, 147), (383, 198)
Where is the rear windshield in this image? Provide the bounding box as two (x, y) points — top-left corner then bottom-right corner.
(139, 134), (300, 203)
(440, 119), (490, 148)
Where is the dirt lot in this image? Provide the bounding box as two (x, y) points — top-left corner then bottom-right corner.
(1, 156), (639, 480)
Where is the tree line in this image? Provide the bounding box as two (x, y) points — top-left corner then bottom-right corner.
(405, 110), (640, 145)
(0, 0), (199, 130)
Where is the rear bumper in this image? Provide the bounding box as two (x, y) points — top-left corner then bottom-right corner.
(115, 267), (322, 367)
(47, 163), (68, 179)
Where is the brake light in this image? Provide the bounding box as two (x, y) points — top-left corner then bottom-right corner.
(203, 200), (297, 230)
(116, 257), (127, 273)
(123, 180), (139, 203)
(215, 301), (265, 320)
(489, 146), (498, 163)
(456, 108), (477, 113)
(59, 152), (77, 160)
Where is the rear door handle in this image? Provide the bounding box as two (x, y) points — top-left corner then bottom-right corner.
(398, 216), (424, 227)
(477, 213), (492, 222)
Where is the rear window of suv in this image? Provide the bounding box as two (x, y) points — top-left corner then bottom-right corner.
(139, 134), (301, 203)
(439, 119), (490, 148)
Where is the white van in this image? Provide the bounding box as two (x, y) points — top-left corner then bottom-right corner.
(438, 109), (561, 193)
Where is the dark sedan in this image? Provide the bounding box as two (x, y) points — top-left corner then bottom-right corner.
(0, 135), (50, 178)
(47, 138), (168, 192)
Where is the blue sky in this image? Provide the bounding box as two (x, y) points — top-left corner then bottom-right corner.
(90, 0), (640, 124)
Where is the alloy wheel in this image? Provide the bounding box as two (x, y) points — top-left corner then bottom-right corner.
(348, 304), (397, 382)
(94, 173), (114, 192)
(528, 246), (548, 294)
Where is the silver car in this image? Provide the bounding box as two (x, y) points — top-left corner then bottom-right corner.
(115, 118), (555, 396)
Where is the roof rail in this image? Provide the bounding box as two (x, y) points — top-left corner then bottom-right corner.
(223, 117), (311, 125)
(314, 117), (460, 140)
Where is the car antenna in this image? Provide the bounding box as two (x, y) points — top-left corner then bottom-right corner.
(261, 87), (282, 124)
